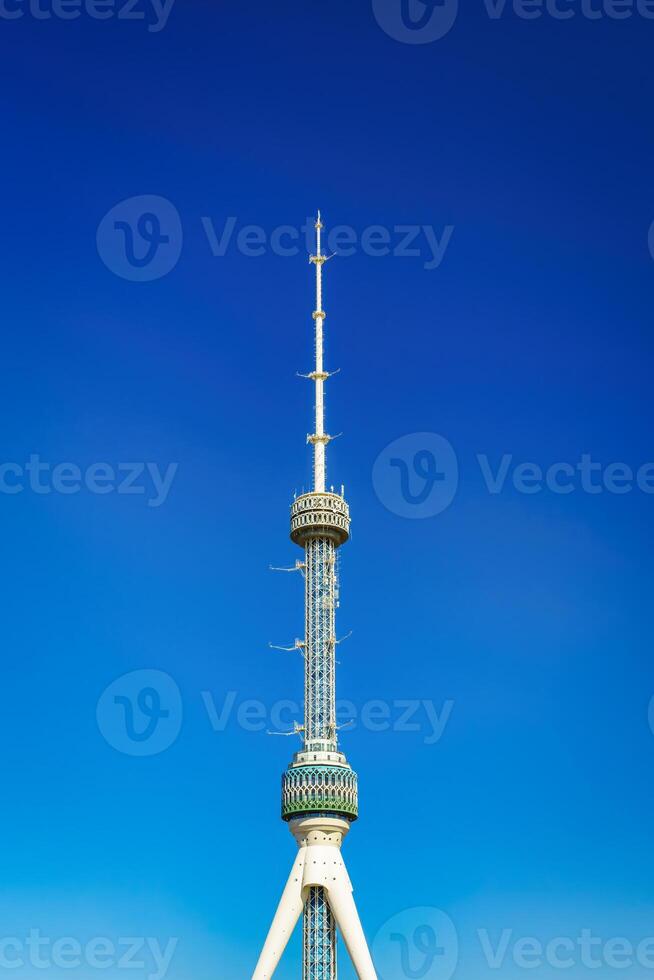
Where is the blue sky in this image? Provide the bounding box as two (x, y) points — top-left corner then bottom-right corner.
(1, 2), (654, 979)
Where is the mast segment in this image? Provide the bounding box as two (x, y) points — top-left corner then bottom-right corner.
(308, 211), (330, 493)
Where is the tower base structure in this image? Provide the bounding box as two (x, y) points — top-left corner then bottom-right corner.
(252, 816), (377, 980)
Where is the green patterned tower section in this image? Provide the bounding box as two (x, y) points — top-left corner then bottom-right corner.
(282, 763), (358, 822)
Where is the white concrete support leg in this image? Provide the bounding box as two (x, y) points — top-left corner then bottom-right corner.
(290, 818), (378, 980)
(325, 861), (377, 980)
(253, 818), (376, 979)
(252, 851), (306, 980)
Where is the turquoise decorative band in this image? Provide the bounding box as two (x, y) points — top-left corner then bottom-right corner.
(281, 765), (359, 821)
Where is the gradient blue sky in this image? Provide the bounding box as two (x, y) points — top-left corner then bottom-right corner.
(1, 2), (654, 979)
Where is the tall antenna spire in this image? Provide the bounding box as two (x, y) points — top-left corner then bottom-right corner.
(309, 211), (329, 493)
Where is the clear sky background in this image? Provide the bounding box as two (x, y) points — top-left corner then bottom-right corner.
(1, 2), (654, 979)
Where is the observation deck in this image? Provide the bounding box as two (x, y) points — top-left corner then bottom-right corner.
(282, 753), (359, 822)
(290, 491), (350, 548)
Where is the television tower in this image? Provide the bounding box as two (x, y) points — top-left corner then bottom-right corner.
(252, 214), (377, 980)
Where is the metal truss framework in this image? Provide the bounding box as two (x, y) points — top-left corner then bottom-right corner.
(305, 536), (337, 750)
(304, 887), (336, 980)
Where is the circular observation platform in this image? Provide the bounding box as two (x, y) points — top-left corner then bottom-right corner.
(281, 763), (358, 822)
(290, 492), (350, 547)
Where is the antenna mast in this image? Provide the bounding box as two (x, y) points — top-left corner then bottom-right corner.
(308, 211), (330, 493)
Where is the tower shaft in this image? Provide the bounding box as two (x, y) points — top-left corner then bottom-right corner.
(305, 536), (337, 750)
(304, 887), (336, 980)
(252, 215), (376, 980)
